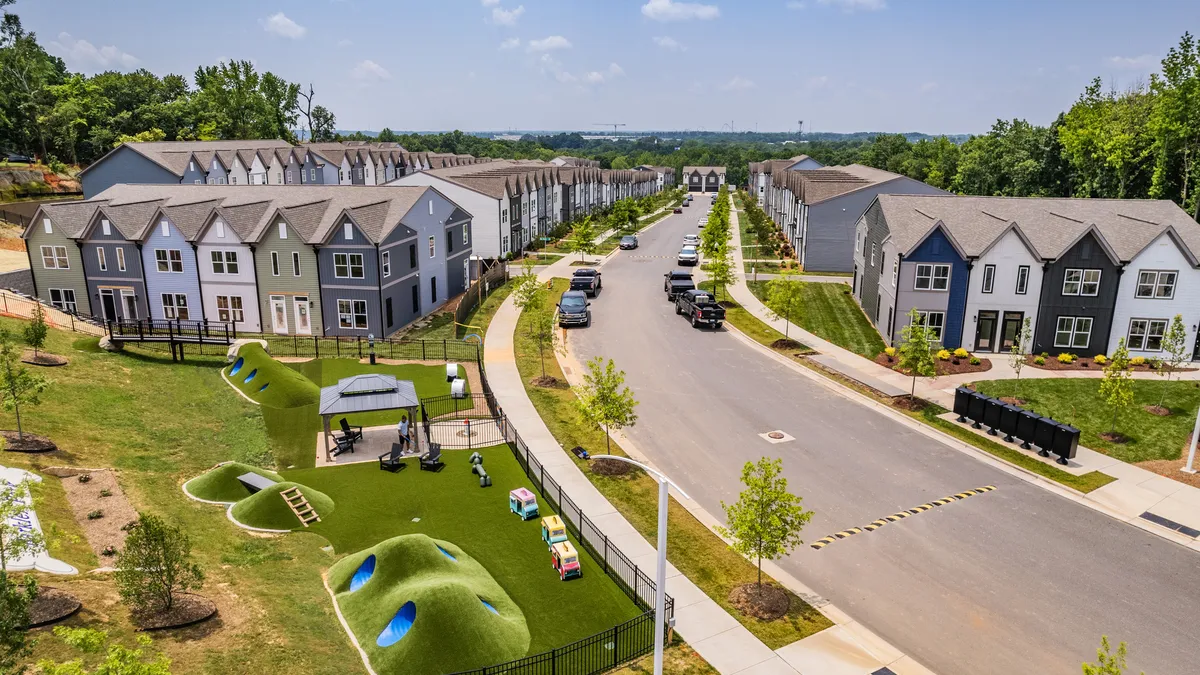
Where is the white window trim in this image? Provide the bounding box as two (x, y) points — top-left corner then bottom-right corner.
(271, 251), (280, 277)
(914, 310), (945, 342)
(292, 252), (301, 277)
(914, 263), (950, 291)
(429, 236), (436, 258)
(1127, 317), (1168, 352)
(41, 245), (69, 270)
(96, 248), (107, 272)
(1134, 269), (1177, 299)
(382, 251), (391, 278)
(116, 247), (126, 272)
(337, 298), (369, 330)
(1053, 316), (1094, 349)
(870, 243), (876, 267)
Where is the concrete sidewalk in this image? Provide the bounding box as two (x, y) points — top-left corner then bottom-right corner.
(484, 229), (934, 674)
(726, 196), (1200, 551)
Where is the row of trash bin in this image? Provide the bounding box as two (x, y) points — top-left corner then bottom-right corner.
(953, 387), (1079, 465)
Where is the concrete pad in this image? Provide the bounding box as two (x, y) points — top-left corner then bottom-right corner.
(665, 577), (712, 609)
(1135, 473), (1189, 498)
(693, 625), (781, 674)
(839, 621), (904, 665)
(1088, 481), (1166, 519)
(935, 413), (1095, 475)
(673, 600), (745, 643)
(886, 655), (939, 675)
(1094, 459), (1156, 483)
(1164, 483), (1200, 508)
(628, 551), (683, 579)
(775, 626), (886, 675)
(731, 656), (802, 675)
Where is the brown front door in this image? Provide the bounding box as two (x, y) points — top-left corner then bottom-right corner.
(1000, 312), (1025, 351)
(976, 311), (998, 352)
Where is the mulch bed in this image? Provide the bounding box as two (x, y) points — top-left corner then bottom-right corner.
(529, 375), (562, 388)
(1026, 355), (1195, 372)
(590, 458), (634, 476)
(1, 430), (57, 453)
(998, 396), (1028, 406)
(58, 468), (138, 561)
(875, 353), (992, 376)
(889, 396), (929, 412)
(21, 351), (69, 367)
(728, 583), (790, 621)
(28, 587), (82, 628)
(131, 593), (218, 631)
(770, 338), (805, 350)
(1144, 405), (1171, 416)
(1100, 432), (1129, 444)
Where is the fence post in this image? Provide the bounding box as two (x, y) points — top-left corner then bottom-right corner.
(336, 339), (340, 358)
(357, 337), (362, 359)
(443, 339), (447, 360)
(314, 336), (319, 358)
(603, 537), (609, 573)
(612, 624), (619, 669)
(422, 340), (426, 360)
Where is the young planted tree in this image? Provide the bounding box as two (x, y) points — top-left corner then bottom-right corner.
(511, 261), (544, 337)
(1082, 635), (1143, 675)
(1007, 317), (1032, 398)
(0, 329), (48, 442)
(763, 270), (804, 340)
(897, 307), (938, 400)
(528, 309), (561, 384)
(0, 477), (43, 673)
(1099, 338), (1134, 439)
(572, 356), (638, 454)
(115, 514), (204, 615)
(717, 457), (812, 592)
(24, 303), (48, 358)
(565, 217), (597, 262)
(608, 199), (640, 232)
(703, 245), (736, 302)
(1155, 313), (1188, 411)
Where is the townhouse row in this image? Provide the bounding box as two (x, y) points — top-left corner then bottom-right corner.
(682, 166), (726, 193)
(79, 140), (490, 198)
(853, 194), (1200, 360)
(23, 184), (476, 338)
(748, 157), (947, 273)
(393, 160), (664, 258)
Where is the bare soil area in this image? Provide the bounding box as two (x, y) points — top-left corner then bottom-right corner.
(57, 468), (138, 560)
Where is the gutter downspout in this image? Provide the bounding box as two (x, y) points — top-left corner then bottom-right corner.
(135, 242), (149, 320)
(313, 244), (326, 335)
(376, 242), (385, 336)
(25, 236), (38, 304)
(191, 243), (208, 322)
(959, 260), (973, 351)
(891, 252), (903, 345)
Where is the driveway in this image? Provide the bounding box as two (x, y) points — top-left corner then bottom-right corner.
(568, 201), (1198, 675)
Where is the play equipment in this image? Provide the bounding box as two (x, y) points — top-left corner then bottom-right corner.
(446, 363), (458, 382)
(376, 601), (416, 647)
(469, 452), (492, 487)
(541, 515), (567, 547)
(551, 541), (581, 581)
(229, 357), (244, 376)
(280, 486), (321, 527)
(244, 368), (257, 383)
(350, 554), (376, 592)
(509, 487), (539, 520)
(451, 378), (467, 398)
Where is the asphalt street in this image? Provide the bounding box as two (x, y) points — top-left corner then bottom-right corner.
(568, 199), (1198, 675)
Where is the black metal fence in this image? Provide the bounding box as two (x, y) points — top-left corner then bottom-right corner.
(108, 318), (237, 343)
(252, 334), (482, 362)
(451, 611), (656, 675)
(422, 392), (495, 421)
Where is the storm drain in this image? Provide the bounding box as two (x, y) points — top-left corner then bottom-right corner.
(1139, 511), (1200, 538)
(871, 668), (897, 675)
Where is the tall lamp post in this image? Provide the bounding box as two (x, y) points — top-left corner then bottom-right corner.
(589, 454), (688, 675)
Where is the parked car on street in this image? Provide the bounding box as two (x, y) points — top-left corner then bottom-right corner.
(664, 269), (695, 300)
(557, 291), (591, 328)
(570, 268), (602, 297)
(675, 289), (726, 329)
(619, 235), (638, 250)
(677, 245), (699, 266)
(683, 234), (700, 247)
(673, 207), (683, 214)
(682, 201), (690, 207)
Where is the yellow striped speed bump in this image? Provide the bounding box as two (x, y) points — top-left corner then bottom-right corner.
(810, 486), (996, 551)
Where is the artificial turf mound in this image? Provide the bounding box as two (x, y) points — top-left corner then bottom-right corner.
(229, 481), (335, 531)
(183, 462), (285, 503)
(329, 534), (530, 675)
(225, 343), (320, 408)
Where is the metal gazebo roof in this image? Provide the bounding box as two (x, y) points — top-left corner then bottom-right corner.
(318, 374), (420, 417)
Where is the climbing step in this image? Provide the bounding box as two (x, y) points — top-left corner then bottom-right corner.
(280, 487), (321, 527)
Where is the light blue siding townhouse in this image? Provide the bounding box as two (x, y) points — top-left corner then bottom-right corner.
(137, 200), (217, 321)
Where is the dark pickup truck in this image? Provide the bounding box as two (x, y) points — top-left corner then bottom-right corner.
(570, 268), (602, 297)
(664, 269), (695, 300)
(675, 289), (725, 329)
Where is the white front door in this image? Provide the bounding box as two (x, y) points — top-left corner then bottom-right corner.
(270, 295), (288, 334)
(121, 290), (138, 320)
(293, 296), (311, 335)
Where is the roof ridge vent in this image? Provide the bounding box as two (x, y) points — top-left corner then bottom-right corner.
(1047, 210), (1085, 224)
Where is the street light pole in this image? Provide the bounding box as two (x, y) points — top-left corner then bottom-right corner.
(1184, 402), (1200, 474)
(590, 455), (689, 675)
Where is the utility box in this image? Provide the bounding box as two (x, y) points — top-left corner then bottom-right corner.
(1016, 409), (1042, 449)
(446, 363), (458, 382)
(967, 392), (988, 428)
(982, 397), (1004, 436)
(451, 378), (466, 399)
(1052, 423), (1080, 464)
(953, 387), (972, 422)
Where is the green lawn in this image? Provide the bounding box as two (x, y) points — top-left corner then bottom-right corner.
(973, 378), (1200, 464)
(285, 446), (638, 656)
(747, 280), (884, 359)
(698, 281), (811, 354)
(404, 312), (457, 341)
(517, 279), (831, 649)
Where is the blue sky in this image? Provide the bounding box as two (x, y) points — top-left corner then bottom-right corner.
(17, 0), (1200, 134)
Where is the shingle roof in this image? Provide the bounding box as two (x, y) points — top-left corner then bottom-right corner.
(876, 194), (1200, 261)
(683, 166), (727, 174)
(33, 200), (107, 238)
(772, 164), (904, 205)
(161, 199), (225, 239)
(94, 199), (161, 238)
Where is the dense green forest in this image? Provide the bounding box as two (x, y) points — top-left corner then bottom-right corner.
(1, 0), (1196, 218)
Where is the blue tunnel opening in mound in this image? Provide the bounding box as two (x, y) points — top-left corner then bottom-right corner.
(258, 382), (270, 392)
(480, 598), (499, 615)
(244, 369), (258, 383)
(229, 357), (244, 376)
(436, 545), (457, 561)
(377, 601), (416, 647)
(350, 555), (375, 592)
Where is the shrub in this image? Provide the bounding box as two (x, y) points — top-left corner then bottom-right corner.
(1093, 354), (1108, 365)
(1041, 352), (1049, 358)
(1130, 356), (1146, 366)
(99, 488), (112, 498)
(1057, 353), (1075, 364)
(884, 346), (896, 358)
(77, 474), (91, 484)
(953, 348), (969, 358)
(970, 356), (981, 365)
(87, 510), (103, 520)
(1034, 356), (1046, 365)
(937, 349), (952, 361)
(101, 545), (117, 557)
(115, 513), (204, 614)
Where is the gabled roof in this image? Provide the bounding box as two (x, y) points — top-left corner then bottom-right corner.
(86, 199), (160, 239)
(683, 166), (727, 174)
(875, 194), (1200, 262)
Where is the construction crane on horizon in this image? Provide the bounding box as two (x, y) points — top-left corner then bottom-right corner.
(593, 123), (627, 132)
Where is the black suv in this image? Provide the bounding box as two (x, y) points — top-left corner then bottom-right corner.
(558, 291), (591, 327)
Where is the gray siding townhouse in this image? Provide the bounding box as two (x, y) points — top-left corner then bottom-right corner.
(253, 201), (326, 336)
(78, 201), (157, 322)
(748, 155), (824, 208)
(79, 140), (293, 197)
(683, 166), (726, 193)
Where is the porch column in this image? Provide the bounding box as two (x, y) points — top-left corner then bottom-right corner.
(323, 415), (332, 462)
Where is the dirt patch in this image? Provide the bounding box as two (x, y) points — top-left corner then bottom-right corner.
(890, 396), (930, 412)
(28, 586), (82, 627)
(1026, 355), (1194, 372)
(1, 430), (57, 453)
(1144, 405), (1172, 417)
(1138, 438), (1200, 489)
(132, 592), (218, 631)
(22, 351), (69, 367)
(1099, 432), (1129, 444)
(998, 396), (1028, 406)
(770, 338), (805, 350)
(59, 469), (138, 560)
(530, 375), (560, 388)
(728, 583), (790, 621)
(875, 353), (992, 376)
(590, 458), (634, 476)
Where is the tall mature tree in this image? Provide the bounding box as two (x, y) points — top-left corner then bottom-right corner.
(41, 74), (109, 164)
(0, 21), (67, 158)
(258, 72), (300, 142)
(572, 356), (638, 454)
(310, 105), (337, 142)
(1099, 338), (1134, 437)
(297, 83), (315, 141)
(1149, 32), (1200, 219)
(718, 457), (812, 589)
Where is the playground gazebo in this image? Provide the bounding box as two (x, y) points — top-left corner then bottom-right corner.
(318, 374), (420, 462)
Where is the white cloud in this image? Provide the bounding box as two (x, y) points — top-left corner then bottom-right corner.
(918, 81), (938, 93)
(806, 75), (830, 88)
(500, 37), (521, 50)
(585, 71), (606, 84)
(261, 12), (307, 39)
(527, 35), (571, 52)
(653, 36), (685, 51)
(49, 32), (139, 70)
(785, 1), (806, 8)
(481, 0), (501, 5)
(641, 0), (720, 22)
(721, 76), (755, 91)
(351, 60), (391, 81)
(1107, 54), (1157, 70)
(337, 38), (354, 47)
(607, 63), (625, 77)
(817, 0), (886, 11)
(584, 63), (626, 84)
(492, 5), (526, 25)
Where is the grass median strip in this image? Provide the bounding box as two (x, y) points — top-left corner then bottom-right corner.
(746, 280), (884, 359)
(516, 278), (831, 650)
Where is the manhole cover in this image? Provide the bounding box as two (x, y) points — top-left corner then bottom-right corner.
(758, 430), (795, 444)
(456, 429), (478, 438)
(767, 432), (785, 439)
